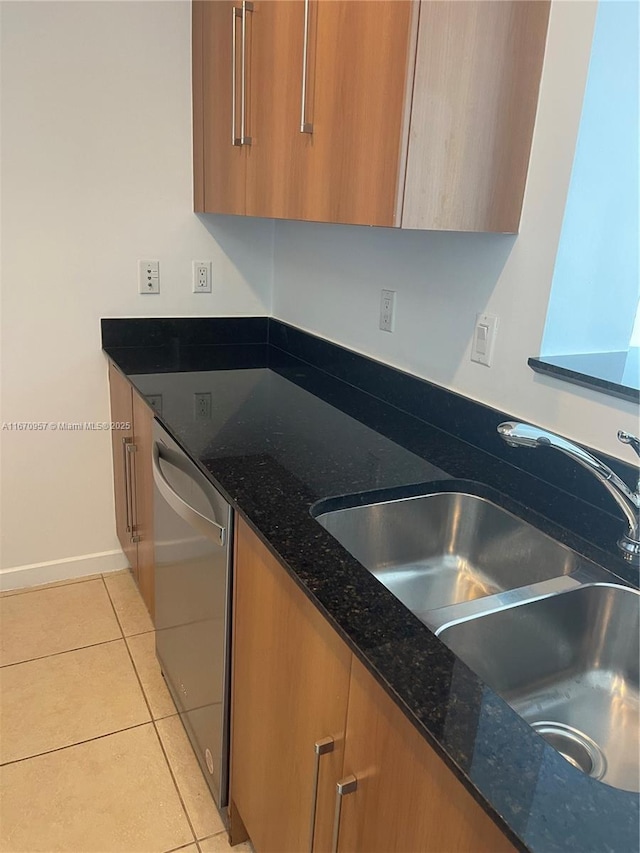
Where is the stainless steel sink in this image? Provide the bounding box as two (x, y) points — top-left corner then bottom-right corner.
(315, 492), (579, 613)
(438, 584), (640, 793)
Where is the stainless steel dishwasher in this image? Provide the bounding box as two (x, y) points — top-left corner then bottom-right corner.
(152, 420), (233, 809)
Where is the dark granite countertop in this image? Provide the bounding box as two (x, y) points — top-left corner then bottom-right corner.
(103, 319), (639, 853)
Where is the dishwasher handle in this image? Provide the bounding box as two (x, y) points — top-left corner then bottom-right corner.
(153, 442), (226, 548)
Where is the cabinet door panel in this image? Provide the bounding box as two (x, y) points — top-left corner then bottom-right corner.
(231, 518), (352, 853)
(132, 391), (154, 619)
(108, 363), (137, 574)
(192, 0), (205, 212)
(299, 0), (414, 226)
(246, 0), (309, 219)
(201, 0), (247, 214)
(402, 1), (550, 232)
(338, 658), (515, 853)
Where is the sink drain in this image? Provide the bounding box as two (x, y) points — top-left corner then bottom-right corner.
(532, 721), (607, 780)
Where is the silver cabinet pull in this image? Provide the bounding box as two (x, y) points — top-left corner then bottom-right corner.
(240, 0), (253, 145)
(309, 737), (334, 852)
(152, 442), (226, 547)
(231, 6), (242, 146)
(122, 437), (132, 534)
(331, 775), (357, 853)
(300, 0), (313, 133)
(122, 437), (138, 543)
(127, 441), (140, 543)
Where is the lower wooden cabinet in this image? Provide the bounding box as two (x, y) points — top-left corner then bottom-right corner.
(108, 363), (155, 618)
(231, 517), (352, 853)
(231, 519), (515, 853)
(337, 657), (514, 852)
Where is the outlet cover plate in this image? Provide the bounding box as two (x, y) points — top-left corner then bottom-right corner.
(193, 261), (212, 293)
(194, 392), (212, 420)
(139, 260), (160, 294)
(380, 289), (396, 332)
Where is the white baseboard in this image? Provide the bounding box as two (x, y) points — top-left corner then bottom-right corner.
(0, 550), (129, 592)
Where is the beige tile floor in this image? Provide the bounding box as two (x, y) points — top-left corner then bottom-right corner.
(0, 570), (252, 853)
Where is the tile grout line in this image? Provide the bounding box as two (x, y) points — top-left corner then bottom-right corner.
(0, 571), (124, 599)
(0, 636), (125, 670)
(151, 713), (201, 846)
(101, 572), (155, 639)
(100, 574), (133, 641)
(0, 721), (152, 768)
(199, 830), (229, 843)
(0, 573), (125, 668)
(101, 576), (200, 847)
(164, 843), (203, 853)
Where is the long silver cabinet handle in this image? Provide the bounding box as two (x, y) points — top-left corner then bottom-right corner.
(152, 442), (226, 548)
(240, 0), (253, 145)
(123, 437), (139, 542)
(331, 775), (357, 853)
(300, 0), (313, 133)
(309, 737), (334, 852)
(231, 6), (242, 145)
(122, 437), (133, 534)
(127, 441), (141, 544)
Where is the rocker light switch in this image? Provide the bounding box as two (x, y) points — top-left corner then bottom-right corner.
(471, 313), (498, 367)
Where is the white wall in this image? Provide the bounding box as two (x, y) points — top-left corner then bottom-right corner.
(0, 1), (273, 580)
(272, 1), (639, 463)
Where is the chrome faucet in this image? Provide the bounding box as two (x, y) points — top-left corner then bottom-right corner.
(497, 422), (640, 563)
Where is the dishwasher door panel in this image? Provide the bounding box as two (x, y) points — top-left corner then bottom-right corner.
(153, 424), (232, 809)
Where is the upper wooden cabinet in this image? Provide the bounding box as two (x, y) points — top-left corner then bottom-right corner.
(193, 0), (550, 232)
(195, 0), (246, 213)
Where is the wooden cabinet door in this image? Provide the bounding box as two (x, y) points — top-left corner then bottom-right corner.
(337, 657), (515, 853)
(231, 518), (352, 853)
(108, 365), (155, 619)
(298, 0), (415, 227)
(245, 0), (309, 219)
(131, 391), (155, 619)
(197, 0), (247, 214)
(402, 1), (550, 232)
(108, 363), (137, 574)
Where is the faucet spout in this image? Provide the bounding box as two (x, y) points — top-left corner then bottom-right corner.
(497, 422), (640, 562)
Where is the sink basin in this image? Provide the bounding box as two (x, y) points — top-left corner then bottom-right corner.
(315, 492), (578, 613)
(438, 584), (640, 792)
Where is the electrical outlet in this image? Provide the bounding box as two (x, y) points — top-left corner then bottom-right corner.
(194, 392), (212, 420)
(139, 260), (159, 294)
(379, 289), (396, 332)
(193, 261), (212, 293)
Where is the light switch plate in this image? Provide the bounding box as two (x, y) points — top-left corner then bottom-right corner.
(471, 312), (498, 366)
